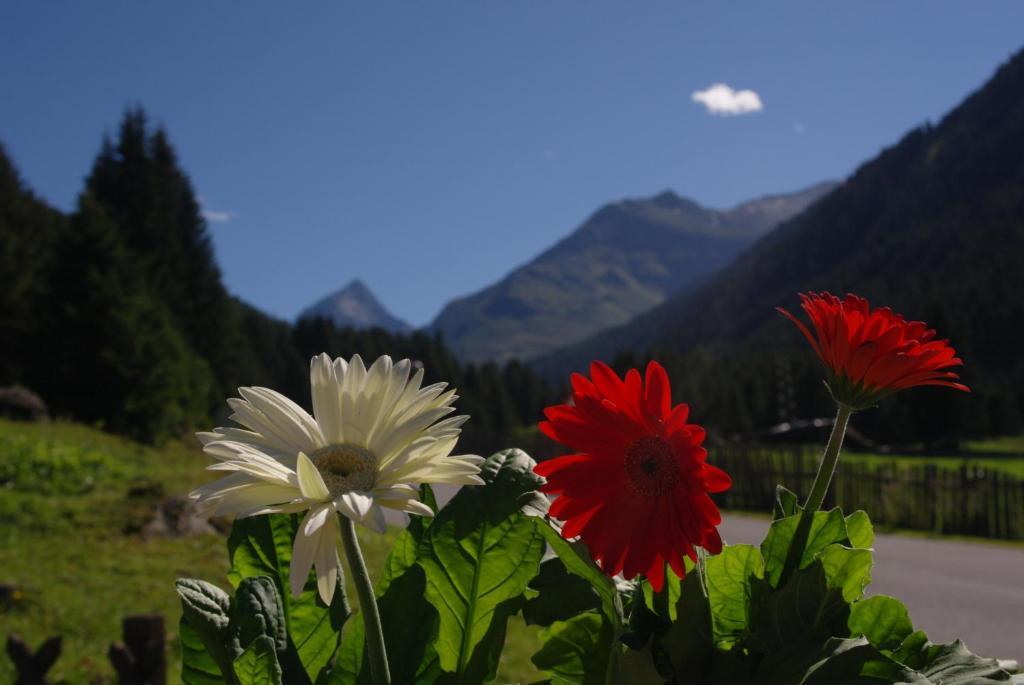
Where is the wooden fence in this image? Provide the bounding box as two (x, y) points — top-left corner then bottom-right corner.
(6, 615), (165, 685)
(709, 445), (1024, 540)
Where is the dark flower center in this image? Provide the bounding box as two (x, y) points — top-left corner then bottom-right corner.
(624, 436), (680, 496)
(311, 444), (378, 497)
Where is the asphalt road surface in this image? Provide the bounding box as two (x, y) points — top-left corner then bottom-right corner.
(719, 513), (1024, 663)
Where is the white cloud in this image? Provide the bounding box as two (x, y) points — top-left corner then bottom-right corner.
(198, 197), (235, 223)
(691, 83), (763, 116)
(202, 209), (234, 223)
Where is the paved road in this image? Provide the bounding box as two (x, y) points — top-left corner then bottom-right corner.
(719, 513), (1024, 662)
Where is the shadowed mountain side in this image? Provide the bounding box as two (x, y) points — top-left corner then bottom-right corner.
(300, 278), (412, 334)
(533, 47), (1024, 386)
(431, 182), (836, 363)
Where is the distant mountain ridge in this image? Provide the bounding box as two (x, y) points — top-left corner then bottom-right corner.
(534, 46), (1024, 403)
(431, 181), (836, 363)
(299, 279), (411, 334)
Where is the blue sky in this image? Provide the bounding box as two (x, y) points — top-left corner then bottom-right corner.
(2, 2), (1023, 326)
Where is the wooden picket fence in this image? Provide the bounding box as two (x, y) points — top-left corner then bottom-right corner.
(6, 615), (165, 685)
(708, 445), (1024, 540)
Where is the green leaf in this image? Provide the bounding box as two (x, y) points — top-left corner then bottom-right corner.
(523, 556), (603, 627)
(760, 509), (848, 587)
(615, 642), (668, 685)
(818, 545), (873, 603)
(233, 577), (288, 654)
(844, 511), (874, 549)
(641, 570), (683, 622)
(749, 561), (849, 655)
(228, 514), (350, 684)
(532, 612), (613, 685)
(534, 522), (622, 631)
(774, 485), (800, 520)
(417, 448), (546, 683)
(892, 634), (1014, 683)
(177, 578), (239, 682)
(704, 544), (764, 647)
(660, 568), (714, 679)
(848, 596), (913, 650)
(233, 636), (283, 685)
(180, 618), (229, 685)
(796, 637), (925, 685)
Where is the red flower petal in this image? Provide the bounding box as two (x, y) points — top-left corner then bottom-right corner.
(779, 292), (969, 408)
(533, 360), (730, 590)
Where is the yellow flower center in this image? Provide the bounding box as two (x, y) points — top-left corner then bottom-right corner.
(310, 444), (378, 496)
(624, 436), (680, 496)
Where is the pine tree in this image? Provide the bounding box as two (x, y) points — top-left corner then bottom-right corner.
(0, 144), (64, 386)
(82, 107), (242, 412)
(41, 195), (214, 442)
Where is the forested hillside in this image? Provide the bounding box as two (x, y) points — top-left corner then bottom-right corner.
(0, 110), (557, 449)
(536, 47), (1024, 446)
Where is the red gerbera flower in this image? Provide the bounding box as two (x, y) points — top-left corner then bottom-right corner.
(778, 292), (969, 409)
(533, 360), (731, 592)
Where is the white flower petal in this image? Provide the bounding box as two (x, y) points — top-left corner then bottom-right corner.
(365, 504), (388, 534)
(297, 452), (330, 501)
(314, 513), (339, 605)
(334, 491), (373, 522)
(310, 353), (343, 445)
(290, 506), (324, 598)
(303, 501), (332, 537)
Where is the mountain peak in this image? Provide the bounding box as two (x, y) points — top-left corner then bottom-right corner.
(431, 182), (833, 363)
(300, 279), (411, 334)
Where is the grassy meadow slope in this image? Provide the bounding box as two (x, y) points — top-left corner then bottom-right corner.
(0, 419), (541, 684)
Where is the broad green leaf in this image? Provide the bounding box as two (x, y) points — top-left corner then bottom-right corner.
(844, 511), (874, 549)
(660, 567), (714, 678)
(760, 509), (848, 587)
(704, 544), (764, 647)
(749, 561), (849, 654)
(848, 596), (913, 650)
(796, 637), (926, 685)
(892, 634), (1014, 683)
(418, 448), (546, 682)
(181, 618), (229, 685)
(818, 545), (873, 603)
(774, 485), (800, 520)
(641, 569), (683, 621)
(233, 577), (288, 654)
(534, 521), (622, 631)
(233, 636), (283, 685)
(532, 612), (613, 685)
(523, 556), (602, 627)
(228, 514), (350, 683)
(615, 642), (667, 685)
(177, 578), (239, 682)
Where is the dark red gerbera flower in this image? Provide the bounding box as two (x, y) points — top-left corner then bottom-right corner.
(778, 292), (969, 409)
(533, 360), (730, 591)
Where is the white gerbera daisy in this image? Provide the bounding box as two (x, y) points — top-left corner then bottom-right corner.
(190, 353), (484, 604)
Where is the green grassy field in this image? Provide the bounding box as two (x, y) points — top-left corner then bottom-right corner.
(0, 419), (542, 684)
(843, 450), (1024, 478)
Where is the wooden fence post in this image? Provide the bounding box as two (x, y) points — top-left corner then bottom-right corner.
(108, 614), (166, 685)
(6, 634), (61, 685)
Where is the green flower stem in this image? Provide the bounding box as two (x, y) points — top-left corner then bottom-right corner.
(780, 403), (853, 585)
(338, 515), (391, 685)
(805, 403), (853, 513)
